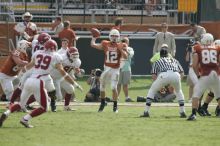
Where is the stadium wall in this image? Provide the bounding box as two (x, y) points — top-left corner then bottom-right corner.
(0, 22), (219, 75)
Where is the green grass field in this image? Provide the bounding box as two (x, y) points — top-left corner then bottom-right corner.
(0, 77), (219, 146)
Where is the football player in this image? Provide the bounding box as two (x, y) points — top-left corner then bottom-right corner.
(91, 29), (128, 113)
(51, 46), (83, 111)
(0, 40), (30, 101)
(9, 33), (52, 109)
(187, 33), (220, 121)
(0, 40), (78, 128)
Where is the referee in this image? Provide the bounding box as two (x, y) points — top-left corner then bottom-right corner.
(140, 47), (186, 118)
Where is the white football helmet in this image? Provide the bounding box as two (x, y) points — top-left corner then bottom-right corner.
(201, 33), (214, 45)
(17, 40), (30, 53)
(214, 39), (220, 46)
(109, 29), (120, 42)
(67, 47), (79, 61)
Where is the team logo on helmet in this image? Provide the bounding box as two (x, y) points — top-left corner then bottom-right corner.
(44, 40), (57, 51)
(67, 47), (79, 61)
(201, 33), (214, 45)
(38, 33), (51, 45)
(109, 29), (120, 43)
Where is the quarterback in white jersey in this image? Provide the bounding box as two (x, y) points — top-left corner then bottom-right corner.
(0, 40), (77, 128)
(51, 46), (82, 111)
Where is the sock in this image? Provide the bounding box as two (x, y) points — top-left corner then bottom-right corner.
(26, 95), (36, 105)
(10, 88), (22, 103)
(202, 103), (208, 110)
(10, 104), (21, 113)
(101, 98), (105, 105)
(23, 114), (32, 121)
(113, 101), (117, 108)
(30, 108), (46, 117)
(192, 108), (197, 115)
(126, 96), (130, 99)
(179, 103), (185, 113)
(64, 93), (72, 106)
(4, 110), (11, 116)
(145, 97), (152, 112)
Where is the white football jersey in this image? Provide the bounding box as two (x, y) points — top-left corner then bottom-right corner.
(50, 53), (81, 79)
(31, 50), (62, 78)
(57, 48), (67, 55)
(32, 40), (45, 55)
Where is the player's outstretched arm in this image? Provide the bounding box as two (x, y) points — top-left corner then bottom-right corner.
(90, 37), (103, 50)
(56, 63), (83, 91)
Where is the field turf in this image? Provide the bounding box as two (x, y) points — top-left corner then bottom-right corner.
(0, 76), (219, 146)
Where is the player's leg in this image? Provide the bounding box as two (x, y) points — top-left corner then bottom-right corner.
(140, 73), (168, 117)
(98, 67), (110, 112)
(210, 76), (220, 117)
(170, 72), (186, 118)
(199, 91), (214, 116)
(121, 71), (133, 102)
(0, 78), (32, 127)
(61, 81), (76, 111)
(0, 77), (14, 101)
(43, 75), (56, 112)
(21, 79), (48, 128)
(111, 69), (120, 113)
(117, 71), (122, 97)
(187, 76), (208, 121)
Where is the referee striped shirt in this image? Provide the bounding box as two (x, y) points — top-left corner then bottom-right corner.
(151, 57), (184, 75)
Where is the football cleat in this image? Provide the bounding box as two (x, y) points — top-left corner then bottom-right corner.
(64, 106), (77, 111)
(20, 118), (34, 128)
(98, 103), (107, 112)
(180, 112), (187, 118)
(50, 101), (57, 112)
(140, 111), (150, 118)
(197, 108), (206, 116)
(187, 114), (196, 121)
(125, 98), (134, 102)
(203, 108), (211, 116)
(113, 107), (118, 113)
(0, 113), (7, 127)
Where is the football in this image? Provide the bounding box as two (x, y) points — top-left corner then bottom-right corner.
(90, 28), (101, 38)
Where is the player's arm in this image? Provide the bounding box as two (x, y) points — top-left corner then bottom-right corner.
(192, 52), (199, 76)
(90, 37), (103, 50)
(21, 59), (35, 72)
(119, 44), (128, 59)
(55, 63), (83, 91)
(12, 52), (28, 67)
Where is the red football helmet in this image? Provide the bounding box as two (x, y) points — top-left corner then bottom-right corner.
(67, 47), (79, 60)
(38, 33), (51, 45)
(44, 40), (57, 51)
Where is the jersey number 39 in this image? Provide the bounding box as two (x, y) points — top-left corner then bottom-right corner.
(35, 54), (52, 70)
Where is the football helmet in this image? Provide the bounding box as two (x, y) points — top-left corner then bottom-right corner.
(214, 39), (220, 46)
(38, 33), (51, 45)
(67, 47), (79, 60)
(201, 33), (214, 45)
(17, 40), (30, 53)
(44, 40), (57, 51)
(109, 29), (120, 43)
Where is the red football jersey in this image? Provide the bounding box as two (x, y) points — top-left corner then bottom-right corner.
(193, 44), (220, 76)
(0, 50), (29, 76)
(101, 40), (126, 69)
